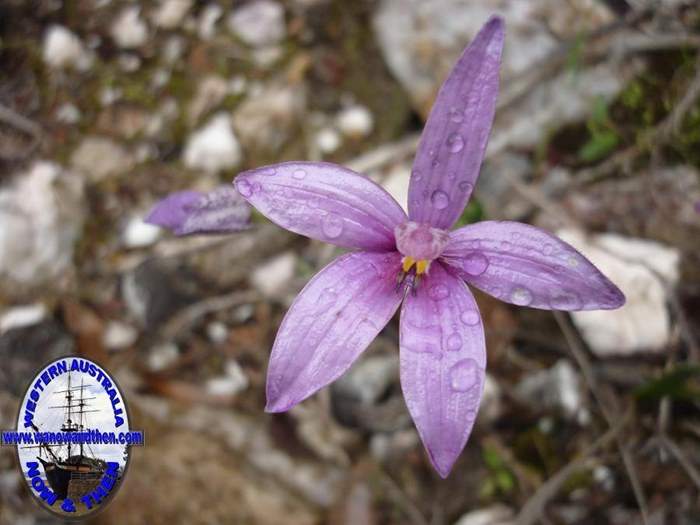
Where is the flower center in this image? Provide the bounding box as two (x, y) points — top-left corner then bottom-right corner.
(394, 221), (449, 277)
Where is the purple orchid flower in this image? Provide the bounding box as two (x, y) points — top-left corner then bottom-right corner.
(233, 16), (624, 477)
(146, 185), (250, 235)
(146, 16), (624, 477)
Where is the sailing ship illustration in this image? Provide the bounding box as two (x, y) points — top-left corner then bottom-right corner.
(23, 372), (113, 500)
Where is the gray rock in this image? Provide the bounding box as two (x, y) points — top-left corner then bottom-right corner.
(70, 136), (134, 182)
(373, 0), (636, 154)
(0, 162), (84, 293)
(0, 320), (74, 396)
(514, 359), (587, 422)
(558, 230), (679, 356)
(227, 0), (286, 47)
(251, 252), (297, 299)
(232, 83), (306, 153)
(111, 7), (149, 49)
(453, 505), (515, 525)
(183, 113), (242, 173)
(331, 352), (411, 432)
(152, 0), (192, 29)
(121, 258), (199, 329)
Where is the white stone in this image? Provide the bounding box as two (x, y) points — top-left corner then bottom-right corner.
(43, 25), (92, 70)
(205, 360), (249, 396)
(0, 162), (84, 289)
(55, 103), (81, 124)
(336, 105), (373, 138)
(99, 86), (122, 106)
(103, 321), (138, 350)
(183, 113), (242, 173)
(0, 304), (47, 334)
(198, 3), (223, 40)
(148, 343), (179, 371)
(228, 0), (286, 47)
(70, 136), (134, 182)
(251, 252), (296, 298)
(152, 0), (192, 29)
(111, 7), (149, 49)
(478, 373), (503, 425)
(206, 321), (229, 344)
(316, 127), (341, 154)
(380, 164), (411, 212)
(162, 35), (185, 64)
(187, 75), (228, 124)
(123, 216), (162, 248)
(515, 360), (585, 421)
(151, 69), (171, 90)
(228, 75), (247, 95)
(117, 53), (141, 72)
(232, 83), (306, 151)
(557, 229), (679, 356)
(454, 504), (515, 525)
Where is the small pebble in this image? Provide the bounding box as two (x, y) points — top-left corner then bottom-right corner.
(336, 104), (373, 138)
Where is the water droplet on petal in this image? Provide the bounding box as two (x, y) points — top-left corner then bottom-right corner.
(458, 181), (473, 193)
(292, 168), (307, 180)
(237, 179), (254, 197)
(428, 283), (450, 301)
(261, 167), (277, 176)
(321, 214), (344, 239)
(448, 107), (464, 123)
(449, 359), (480, 392)
(543, 243), (554, 255)
(567, 256), (579, 268)
(500, 241), (511, 251)
(446, 132), (465, 153)
(510, 287), (533, 306)
(549, 290), (583, 310)
(460, 309), (480, 326)
(430, 190), (449, 210)
(511, 232), (521, 242)
(462, 252), (489, 276)
(320, 288), (338, 305)
(412, 170), (423, 182)
(446, 333), (462, 351)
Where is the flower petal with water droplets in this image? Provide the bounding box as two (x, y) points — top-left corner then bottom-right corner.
(266, 251), (403, 412)
(145, 186), (250, 235)
(442, 221), (626, 310)
(399, 262), (486, 478)
(408, 16), (504, 230)
(235, 162), (407, 251)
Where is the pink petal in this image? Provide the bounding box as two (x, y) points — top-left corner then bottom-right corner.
(235, 162), (407, 251)
(399, 262), (486, 478)
(145, 186), (250, 235)
(408, 16), (504, 230)
(265, 251), (403, 412)
(442, 221), (626, 310)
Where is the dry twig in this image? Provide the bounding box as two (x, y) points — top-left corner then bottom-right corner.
(516, 408), (631, 525)
(161, 290), (260, 340)
(554, 312), (650, 525)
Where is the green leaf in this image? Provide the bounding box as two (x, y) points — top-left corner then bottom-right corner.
(483, 446), (505, 470)
(578, 130), (619, 162)
(634, 365), (700, 402)
(454, 198), (483, 228)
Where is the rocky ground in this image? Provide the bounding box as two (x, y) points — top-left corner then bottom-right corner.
(1, 1), (700, 524)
